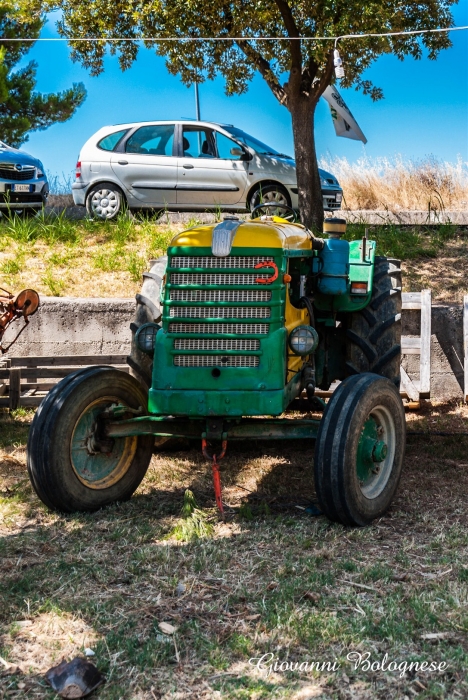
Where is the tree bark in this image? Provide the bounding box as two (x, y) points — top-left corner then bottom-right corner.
(289, 99), (324, 233)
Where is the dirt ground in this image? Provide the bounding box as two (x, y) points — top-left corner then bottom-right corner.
(1, 401), (468, 699)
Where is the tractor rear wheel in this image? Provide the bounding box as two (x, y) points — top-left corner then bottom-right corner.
(27, 366), (154, 513)
(127, 256), (167, 390)
(346, 256), (401, 387)
(314, 373), (406, 526)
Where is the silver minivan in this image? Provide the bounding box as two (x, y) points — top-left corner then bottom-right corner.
(72, 120), (343, 220)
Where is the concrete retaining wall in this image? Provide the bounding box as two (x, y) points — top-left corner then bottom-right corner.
(43, 196), (468, 225)
(3, 297), (466, 401)
(3, 297), (135, 358)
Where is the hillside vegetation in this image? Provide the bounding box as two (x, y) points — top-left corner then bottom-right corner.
(0, 212), (467, 302)
(320, 156), (468, 212)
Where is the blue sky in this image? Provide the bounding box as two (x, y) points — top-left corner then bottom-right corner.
(14, 5), (468, 182)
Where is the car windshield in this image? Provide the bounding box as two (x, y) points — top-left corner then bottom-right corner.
(222, 127), (291, 158)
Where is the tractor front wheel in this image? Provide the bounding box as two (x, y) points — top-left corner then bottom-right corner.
(314, 373), (405, 526)
(27, 366), (154, 513)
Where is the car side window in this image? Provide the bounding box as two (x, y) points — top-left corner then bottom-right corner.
(126, 125), (175, 155)
(98, 129), (128, 151)
(215, 132), (243, 160)
(182, 127), (216, 158)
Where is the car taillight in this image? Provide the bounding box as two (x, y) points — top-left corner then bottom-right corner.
(75, 161), (81, 179)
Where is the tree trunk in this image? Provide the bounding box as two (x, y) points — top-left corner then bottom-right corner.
(289, 99), (324, 233)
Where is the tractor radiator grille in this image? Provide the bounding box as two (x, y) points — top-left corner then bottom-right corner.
(167, 254), (277, 368)
(170, 272), (270, 286)
(174, 355), (259, 367)
(169, 306), (270, 319)
(174, 338), (260, 350)
(169, 323), (269, 335)
(170, 289), (271, 302)
(171, 256), (268, 269)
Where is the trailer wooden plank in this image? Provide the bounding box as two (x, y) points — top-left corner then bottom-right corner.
(0, 366), (130, 379)
(419, 289), (432, 398)
(400, 367), (420, 402)
(402, 292), (422, 310)
(401, 337), (421, 353)
(464, 295), (468, 402)
(8, 355), (128, 367)
(8, 369), (21, 410)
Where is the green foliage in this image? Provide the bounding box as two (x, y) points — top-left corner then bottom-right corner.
(0, 5), (86, 147)
(54, 0), (457, 229)
(42, 268), (65, 296)
(170, 489), (214, 542)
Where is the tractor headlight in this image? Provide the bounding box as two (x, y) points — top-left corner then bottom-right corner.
(289, 325), (319, 356)
(135, 322), (160, 355)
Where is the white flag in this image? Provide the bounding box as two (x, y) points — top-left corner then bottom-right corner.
(322, 84), (367, 144)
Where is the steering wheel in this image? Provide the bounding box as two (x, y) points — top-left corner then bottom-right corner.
(250, 202), (298, 223)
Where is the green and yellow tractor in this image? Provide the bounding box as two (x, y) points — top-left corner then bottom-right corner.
(27, 206), (405, 526)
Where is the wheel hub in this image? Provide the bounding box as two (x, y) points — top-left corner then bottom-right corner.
(70, 398), (137, 489)
(356, 405), (396, 499)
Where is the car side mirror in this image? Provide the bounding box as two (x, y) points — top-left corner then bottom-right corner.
(230, 147), (244, 157)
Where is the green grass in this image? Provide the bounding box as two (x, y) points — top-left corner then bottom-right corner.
(343, 221), (458, 260)
(2, 404), (468, 698)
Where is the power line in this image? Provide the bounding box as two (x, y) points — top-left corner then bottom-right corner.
(1, 25), (467, 43)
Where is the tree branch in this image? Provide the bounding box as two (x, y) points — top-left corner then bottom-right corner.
(236, 39), (287, 105)
(273, 0), (302, 71)
(312, 49), (335, 103)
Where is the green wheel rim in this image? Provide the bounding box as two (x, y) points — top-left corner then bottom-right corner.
(356, 405), (396, 499)
(70, 397), (138, 490)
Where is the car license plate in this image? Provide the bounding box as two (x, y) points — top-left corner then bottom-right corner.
(13, 184), (32, 193)
(336, 193), (343, 203)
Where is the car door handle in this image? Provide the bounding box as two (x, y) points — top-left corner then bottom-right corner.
(183, 164), (194, 169)
(118, 160), (128, 165)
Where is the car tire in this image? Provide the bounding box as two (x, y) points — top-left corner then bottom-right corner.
(86, 182), (125, 220)
(249, 183), (291, 212)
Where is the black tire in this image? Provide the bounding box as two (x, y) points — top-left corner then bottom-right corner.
(249, 183), (291, 213)
(346, 256), (402, 387)
(27, 366), (154, 513)
(314, 373), (406, 526)
(86, 182), (125, 220)
(127, 256), (167, 390)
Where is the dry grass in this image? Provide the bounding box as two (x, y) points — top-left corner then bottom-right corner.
(320, 156), (468, 212)
(1, 404), (468, 698)
(1, 214), (468, 303)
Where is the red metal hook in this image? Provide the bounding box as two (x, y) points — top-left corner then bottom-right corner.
(202, 438), (227, 515)
(254, 260), (278, 285)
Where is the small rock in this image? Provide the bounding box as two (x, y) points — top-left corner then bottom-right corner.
(84, 648), (95, 657)
(14, 620), (32, 628)
(159, 621), (176, 635)
(175, 582), (186, 597)
(17, 682), (25, 689)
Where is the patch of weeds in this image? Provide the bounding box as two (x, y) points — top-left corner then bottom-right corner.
(0, 255), (23, 275)
(126, 251), (147, 282)
(37, 211), (82, 245)
(47, 249), (77, 267)
(345, 222), (458, 260)
(187, 216), (203, 228)
(170, 489), (214, 541)
(93, 246), (125, 272)
(238, 502), (254, 520)
(42, 269), (66, 296)
(110, 213), (136, 245)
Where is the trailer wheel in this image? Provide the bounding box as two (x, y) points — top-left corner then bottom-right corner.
(346, 256), (401, 387)
(314, 373), (405, 526)
(127, 256), (167, 390)
(27, 366), (153, 513)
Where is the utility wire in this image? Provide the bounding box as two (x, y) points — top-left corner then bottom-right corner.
(1, 25), (468, 43)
